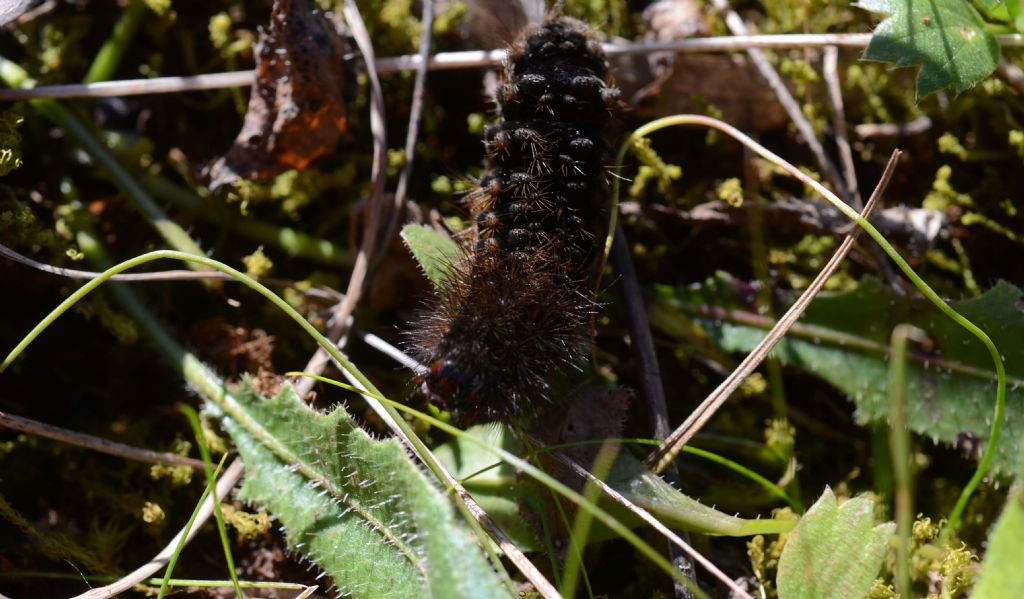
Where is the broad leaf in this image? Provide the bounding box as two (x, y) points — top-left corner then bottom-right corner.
(401, 224), (462, 289)
(654, 276), (1024, 476)
(858, 0), (1000, 96)
(776, 488), (894, 599)
(213, 381), (510, 599)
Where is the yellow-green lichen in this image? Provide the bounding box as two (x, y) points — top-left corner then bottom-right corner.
(0, 107), (23, 177)
(716, 177), (744, 207)
(242, 246), (274, 278)
(141, 501), (165, 524)
(629, 137), (681, 199)
(221, 503), (273, 541)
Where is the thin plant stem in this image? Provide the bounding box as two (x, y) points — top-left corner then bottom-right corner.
(560, 442), (619, 599)
(0, 410), (204, 470)
(10, 34), (1024, 101)
(82, 0), (146, 84)
(156, 454), (229, 599)
(888, 324), (919, 599)
(180, 405), (242, 599)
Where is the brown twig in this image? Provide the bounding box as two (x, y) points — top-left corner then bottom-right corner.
(644, 199), (944, 252)
(376, 0), (434, 263)
(293, 0), (390, 397)
(645, 149), (901, 474)
(0, 410), (205, 470)
(8, 33), (1024, 101)
(710, 0), (851, 206)
(0, 243), (344, 303)
(854, 116), (933, 140)
(823, 46), (861, 209)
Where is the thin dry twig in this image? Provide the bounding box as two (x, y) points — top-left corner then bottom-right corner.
(552, 451), (753, 599)
(6, 34), (1024, 102)
(0, 410), (205, 470)
(645, 148), (902, 474)
(376, 0), (433, 262)
(710, 0), (851, 206)
(72, 458), (245, 599)
(854, 116), (933, 139)
(822, 46), (903, 286)
(293, 0), (390, 397)
(823, 46), (861, 208)
(0, 242), (344, 302)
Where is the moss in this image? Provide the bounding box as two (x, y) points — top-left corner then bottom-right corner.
(628, 137), (681, 200)
(938, 133), (969, 161)
(149, 438), (194, 486)
(141, 501), (165, 524)
(0, 107), (23, 177)
(242, 245), (274, 278)
(866, 578), (899, 599)
(715, 177), (744, 208)
(221, 503), (273, 541)
(780, 58), (819, 98)
(923, 166), (973, 211)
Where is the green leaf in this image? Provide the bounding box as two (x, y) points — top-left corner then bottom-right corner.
(858, 0), (1000, 96)
(973, 473), (1024, 598)
(434, 424), (795, 539)
(432, 424), (542, 551)
(401, 224), (462, 289)
(213, 381), (511, 599)
(974, 0), (1012, 23)
(776, 488), (894, 599)
(656, 276), (1024, 476)
(605, 451), (796, 536)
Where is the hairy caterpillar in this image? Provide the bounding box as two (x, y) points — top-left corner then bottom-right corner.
(408, 16), (619, 425)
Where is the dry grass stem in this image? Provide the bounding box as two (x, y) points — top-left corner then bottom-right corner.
(7, 34), (1024, 102)
(0, 410), (205, 470)
(293, 0), (390, 397)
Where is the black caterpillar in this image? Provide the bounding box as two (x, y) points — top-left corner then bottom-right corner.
(409, 16), (619, 425)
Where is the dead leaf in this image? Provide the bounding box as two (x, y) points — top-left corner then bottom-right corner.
(205, 0), (355, 194)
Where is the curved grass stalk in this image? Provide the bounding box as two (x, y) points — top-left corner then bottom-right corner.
(618, 115), (1006, 539)
(179, 405), (242, 599)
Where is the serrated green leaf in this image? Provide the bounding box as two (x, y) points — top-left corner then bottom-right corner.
(858, 0), (1000, 96)
(605, 451), (796, 536)
(776, 488), (894, 599)
(434, 424), (795, 539)
(973, 473), (1024, 598)
(401, 224), (462, 289)
(213, 381), (510, 599)
(656, 276), (1024, 476)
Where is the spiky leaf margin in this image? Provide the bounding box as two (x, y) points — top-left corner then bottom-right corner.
(858, 0), (1000, 97)
(213, 381), (510, 599)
